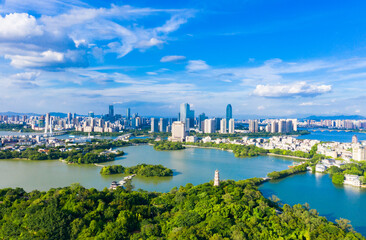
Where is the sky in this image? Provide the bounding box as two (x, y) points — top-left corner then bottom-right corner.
(1, 0), (366, 118)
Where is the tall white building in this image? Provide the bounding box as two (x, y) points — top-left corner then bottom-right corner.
(286, 120), (293, 133)
(249, 120), (258, 133)
(228, 118), (235, 133)
(170, 121), (187, 142)
(204, 119), (216, 133)
(353, 145), (366, 161)
(271, 120), (279, 133)
(279, 120), (287, 133)
(292, 119), (298, 131)
(220, 119), (227, 133)
(150, 118), (159, 132)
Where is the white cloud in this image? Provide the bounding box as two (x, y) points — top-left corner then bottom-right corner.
(0, 5), (194, 69)
(146, 72), (158, 75)
(186, 60), (210, 71)
(160, 55), (186, 62)
(253, 81), (332, 98)
(11, 72), (40, 81)
(5, 50), (64, 68)
(0, 13), (43, 39)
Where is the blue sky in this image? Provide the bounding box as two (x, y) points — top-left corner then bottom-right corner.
(1, 0), (366, 118)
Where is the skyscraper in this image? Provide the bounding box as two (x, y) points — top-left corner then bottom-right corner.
(220, 119), (227, 133)
(226, 104), (232, 128)
(228, 119), (235, 133)
(249, 120), (258, 133)
(150, 118), (159, 132)
(159, 118), (168, 132)
(67, 112), (72, 124)
(109, 105), (114, 117)
(180, 103), (194, 129)
(198, 113), (207, 131)
(204, 119), (216, 133)
(126, 108), (131, 119)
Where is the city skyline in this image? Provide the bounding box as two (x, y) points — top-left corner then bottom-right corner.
(1, 1), (366, 116)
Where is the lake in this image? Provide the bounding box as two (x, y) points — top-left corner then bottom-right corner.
(260, 172), (366, 235)
(0, 145), (292, 192)
(297, 129), (366, 142)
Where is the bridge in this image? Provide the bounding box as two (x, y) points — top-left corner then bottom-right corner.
(311, 129), (353, 133)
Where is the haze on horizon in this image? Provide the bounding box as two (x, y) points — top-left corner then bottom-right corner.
(0, 0), (366, 117)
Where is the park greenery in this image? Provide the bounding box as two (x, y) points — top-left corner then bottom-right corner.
(0, 140), (128, 164)
(153, 141), (185, 151)
(267, 163), (309, 180)
(0, 123), (36, 132)
(0, 179), (363, 239)
(100, 164), (173, 177)
(185, 142), (269, 157)
(124, 164), (173, 177)
(100, 165), (125, 175)
(325, 161), (366, 185)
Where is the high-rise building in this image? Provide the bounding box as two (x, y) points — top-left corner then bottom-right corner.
(220, 119), (227, 133)
(353, 145), (366, 161)
(45, 113), (51, 133)
(88, 111), (94, 118)
(171, 121), (187, 142)
(159, 118), (168, 132)
(226, 104), (232, 128)
(150, 118), (159, 132)
(286, 120), (293, 133)
(279, 120), (286, 133)
(180, 103), (194, 129)
(109, 105), (114, 117)
(249, 120), (258, 133)
(228, 118), (235, 133)
(198, 113), (207, 131)
(204, 119), (216, 133)
(214, 117), (221, 131)
(126, 108), (131, 119)
(67, 112), (72, 124)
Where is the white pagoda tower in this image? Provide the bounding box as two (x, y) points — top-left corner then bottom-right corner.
(214, 170), (220, 187)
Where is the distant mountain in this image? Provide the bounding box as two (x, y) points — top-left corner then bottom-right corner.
(0, 111), (41, 116)
(304, 115), (366, 120)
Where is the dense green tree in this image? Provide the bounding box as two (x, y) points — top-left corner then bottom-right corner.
(332, 173), (345, 185)
(0, 180), (363, 239)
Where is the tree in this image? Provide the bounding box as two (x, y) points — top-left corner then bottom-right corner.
(332, 173), (344, 185)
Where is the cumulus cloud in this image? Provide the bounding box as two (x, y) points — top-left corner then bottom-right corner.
(5, 50), (64, 68)
(0, 5), (194, 69)
(253, 82), (332, 98)
(186, 60), (210, 71)
(160, 55), (186, 62)
(0, 13), (43, 39)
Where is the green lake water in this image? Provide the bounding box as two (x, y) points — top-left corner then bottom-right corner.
(0, 145), (291, 192)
